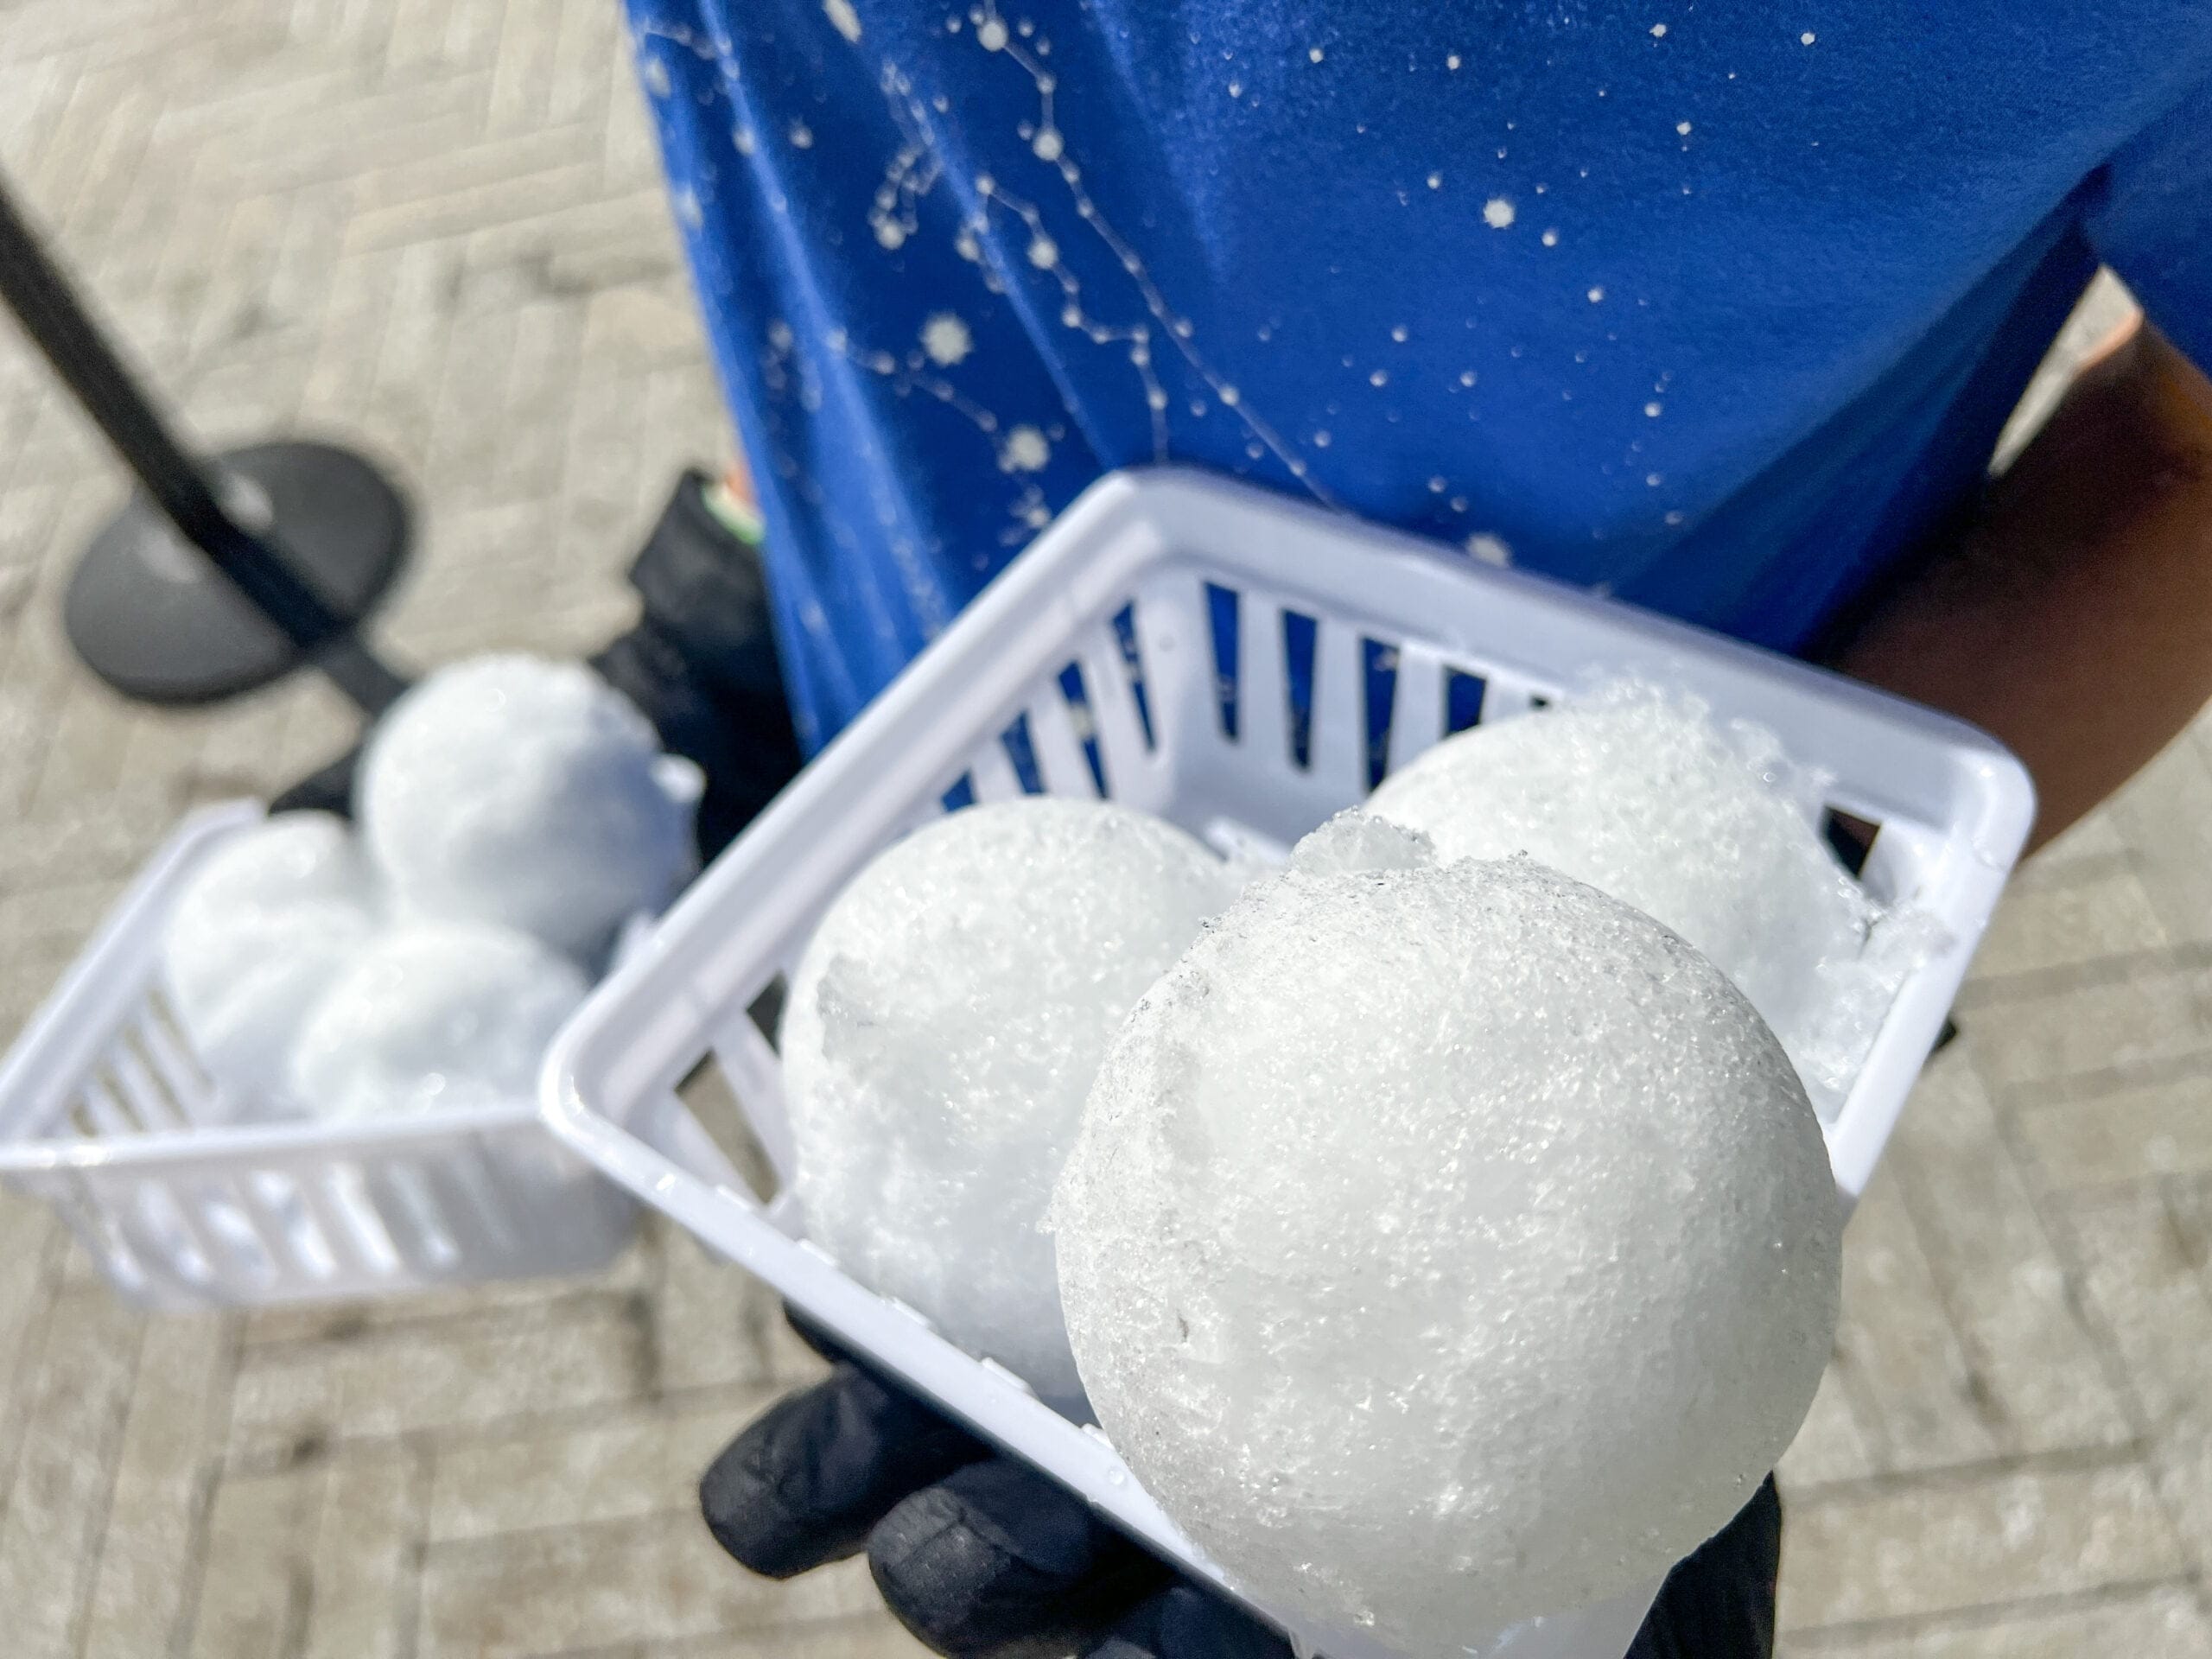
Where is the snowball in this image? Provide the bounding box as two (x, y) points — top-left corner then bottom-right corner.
(159, 812), (378, 1112)
(1052, 836), (1840, 1649)
(357, 655), (696, 960)
(288, 919), (588, 1120)
(1366, 683), (1904, 1112)
(781, 798), (1242, 1408)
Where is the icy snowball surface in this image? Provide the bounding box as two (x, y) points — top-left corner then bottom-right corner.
(782, 798), (1242, 1408)
(1366, 683), (1910, 1110)
(358, 655), (694, 960)
(160, 812), (379, 1109)
(288, 919), (588, 1120)
(1052, 827), (1841, 1650)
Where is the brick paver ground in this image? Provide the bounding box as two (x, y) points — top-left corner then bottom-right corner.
(0, 2), (2203, 1655)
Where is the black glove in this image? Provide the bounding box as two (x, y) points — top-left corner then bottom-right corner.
(702, 1319), (1783, 1659)
(700, 1324), (1289, 1659)
(588, 467), (801, 861)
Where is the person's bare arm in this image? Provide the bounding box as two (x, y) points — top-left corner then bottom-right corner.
(1838, 315), (2212, 853)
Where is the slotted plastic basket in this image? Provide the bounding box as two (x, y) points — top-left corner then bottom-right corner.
(543, 467), (2034, 1659)
(0, 801), (639, 1309)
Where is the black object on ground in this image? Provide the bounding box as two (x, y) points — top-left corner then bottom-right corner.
(269, 739), (366, 821)
(65, 440), (407, 708)
(590, 467), (804, 861)
(0, 169), (409, 712)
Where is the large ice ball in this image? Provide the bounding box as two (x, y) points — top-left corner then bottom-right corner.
(1052, 827), (1840, 1649)
(288, 919), (588, 1119)
(159, 811), (379, 1110)
(357, 655), (695, 959)
(1365, 683), (1885, 1109)
(781, 798), (1241, 1408)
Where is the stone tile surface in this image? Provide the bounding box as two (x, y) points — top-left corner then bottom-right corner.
(1959, 963), (2212, 1092)
(299, 1446), (426, 1659)
(1885, 1052), (2131, 1457)
(228, 1299), (652, 1457)
(1970, 868), (2170, 980)
(0, 1287), (146, 1659)
(427, 1392), (773, 1542)
(0, 3), (2202, 1656)
(2014, 1073), (2212, 1191)
(1781, 1585), (2212, 1656)
(76, 1313), (235, 1659)
(1777, 1461), (2184, 1630)
(1777, 1366), (1879, 1492)
(1829, 1164), (2001, 1475)
(2059, 1185), (2212, 1578)
(2109, 730), (2212, 946)
(645, 1624), (934, 1658)
(417, 1518), (886, 1658)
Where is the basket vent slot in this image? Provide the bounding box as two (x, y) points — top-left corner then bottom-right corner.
(1110, 603), (1154, 750)
(1204, 582), (1240, 741)
(1281, 608), (1318, 770)
(1000, 713), (1046, 795)
(1361, 639), (1397, 789)
(1444, 669), (1488, 734)
(1056, 664), (1111, 796)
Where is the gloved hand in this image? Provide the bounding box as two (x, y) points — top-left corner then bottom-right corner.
(701, 1319), (1784, 1659)
(700, 1321), (1290, 1659)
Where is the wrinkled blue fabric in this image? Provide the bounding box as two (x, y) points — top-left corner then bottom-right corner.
(627, 0), (2212, 749)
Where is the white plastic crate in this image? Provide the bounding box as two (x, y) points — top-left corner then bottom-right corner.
(543, 467), (2034, 1659)
(0, 801), (639, 1309)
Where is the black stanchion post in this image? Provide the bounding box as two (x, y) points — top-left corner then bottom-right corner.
(0, 170), (410, 713)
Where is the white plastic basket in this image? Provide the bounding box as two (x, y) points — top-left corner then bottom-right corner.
(543, 467), (2034, 1659)
(0, 801), (639, 1309)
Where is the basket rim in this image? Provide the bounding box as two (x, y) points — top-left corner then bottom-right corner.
(543, 463), (2037, 1151)
(0, 1096), (545, 1175)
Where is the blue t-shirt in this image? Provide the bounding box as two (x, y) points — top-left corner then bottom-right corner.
(629, 0), (2212, 751)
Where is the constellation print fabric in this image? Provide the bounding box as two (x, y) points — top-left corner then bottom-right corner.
(628, 0), (2212, 750)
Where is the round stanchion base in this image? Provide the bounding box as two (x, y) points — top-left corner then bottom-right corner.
(64, 439), (408, 706)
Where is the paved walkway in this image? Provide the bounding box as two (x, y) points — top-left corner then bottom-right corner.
(0, 1), (2203, 1655)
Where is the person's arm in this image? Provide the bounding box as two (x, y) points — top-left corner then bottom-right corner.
(1837, 316), (2212, 852)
